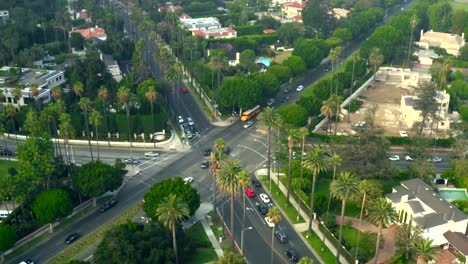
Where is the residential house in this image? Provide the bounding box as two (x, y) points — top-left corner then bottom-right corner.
(100, 53), (122, 82)
(271, 0), (297, 5)
(415, 49), (440, 65)
(158, 2), (182, 12)
(76, 9), (91, 22)
(179, 13), (192, 20)
(417, 30), (465, 56)
(192, 28), (237, 39)
(399, 90), (453, 130)
(330, 8), (350, 20)
(69, 26), (108, 42)
(282, 1), (305, 19)
(207, 43), (240, 66)
(0, 10), (9, 23)
(374, 67), (432, 88)
(179, 17), (221, 31)
(386, 178), (468, 247)
(0, 66), (66, 108)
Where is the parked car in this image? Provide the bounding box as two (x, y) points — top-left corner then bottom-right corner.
(184, 177), (194, 184)
(19, 260), (34, 264)
(181, 87), (188, 93)
(125, 158), (140, 165)
(405, 155), (414, 161)
(285, 249), (299, 262)
(65, 233), (81, 244)
(281, 96), (289, 103)
(275, 231), (288, 243)
(178, 116), (184, 124)
(100, 198), (118, 212)
(245, 187), (256, 198)
(296, 85), (304, 92)
(264, 216), (275, 227)
(429, 156), (443, 162)
(251, 178), (261, 187)
(388, 155), (400, 161)
(256, 202), (269, 215)
(267, 98), (275, 106)
(201, 160), (210, 169)
(203, 148), (211, 156)
(399, 130), (409, 137)
(243, 121), (254, 128)
(144, 151), (160, 157)
(187, 117), (194, 126)
(259, 193), (271, 203)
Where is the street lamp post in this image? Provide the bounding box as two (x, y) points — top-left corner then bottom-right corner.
(241, 226), (253, 256)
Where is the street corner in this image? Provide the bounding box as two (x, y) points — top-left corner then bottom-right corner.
(211, 117), (238, 127)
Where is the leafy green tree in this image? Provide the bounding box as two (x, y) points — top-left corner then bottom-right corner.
(413, 81), (438, 135)
(293, 38), (329, 68)
(367, 198), (398, 264)
(73, 161), (124, 197)
(302, 0), (325, 32)
(396, 223), (423, 260)
(156, 194), (190, 264)
(0, 224), (15, 251)
(267, 65), (291, 84)
(278, 104), (307, 127)
(298, 257), (314, 264)
(239, 49), (256, 70)
(282, 55), (306, 76)
(278, 22), (304, 46)
(411, 160), (436, 184)
(331, 172), (359, 263)
(215, 253), (246, 264)
(32, 188), (73, 224)
(257, 107), (280, 183)
(23, 109), (44, 137)
(68, 261), (89, 264)
(70, 32), (85, 50)
(143, 177), (200, 218)
(427, 1), (453, 32)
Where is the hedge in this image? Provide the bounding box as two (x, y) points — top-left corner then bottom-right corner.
(234, 25), (265, 36)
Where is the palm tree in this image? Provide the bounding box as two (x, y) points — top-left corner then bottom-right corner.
(321, 153), (341, 248)
(329, 94), (343, 135)
(217, 159), (243, 247)
(257, 107), (280, 187)
(164, 66), (180, 96)
(214, 138), (227, 163)
(298, 257), (314, 264)
(12, 87), (22, 107)
(237, 170), (250, 228)
(50, 86), (62, 101)
(348, 52), (360, 122)
(0, 123), (10, 160)
(79, 97), (94, 161)
(173, 62), (184, 96)
(330, 171), (359, 263)
(328, 48), (340, 97)
(369, 48), (384, 73)
(30, 83), (40, 110)
(215, 253), (245, 264)
(407, 15), (418, 65)
(367, 198), (398, 264)
(209, 53), (227, 89)
(73, 81), (84, 102)
(145, 87), (158, 147)
(298, 127), (309, 190)
(59, 113), (74, 166)
(156, 194), (190, 264)
(267, 206), (281, 264)
(412, 238), (439, 264)
(98, 86), (111, 147)
(303, 147), (329, 236)
(5, 104), (18, 145)
(354, 179), (375, 262)
(286, 128), (299, 207)
(117, 86), (133, 155)
(320, 100), (334, 134)
(333, 46), (343, 96)
(89, 111), (102, 160)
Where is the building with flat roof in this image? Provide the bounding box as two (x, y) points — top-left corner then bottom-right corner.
(179, 17), (221, 31)
(192, 27), (237, 39)
(0, 66), (65, 107)
(417, 30), (465, 56)
(100, 53), (122, 82)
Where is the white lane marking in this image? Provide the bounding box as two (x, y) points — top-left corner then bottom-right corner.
(139, 152), (180, 171)
(85, 255), (93, 261)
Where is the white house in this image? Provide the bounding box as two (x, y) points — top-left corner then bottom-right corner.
(386, 178), (468, 246)
(0, 66), (66, 108)
(179, 17), (221, 31)
(417, 30), (465, 56)
(100, 53), (122, 82)
(374, 67), (432, 88)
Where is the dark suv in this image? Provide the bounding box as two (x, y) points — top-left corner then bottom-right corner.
(275, 231), (288, 243)
(203, 148), (211, 156)
(256, 202), (268, 215)
(285, 249), (298, 262)
(100, 198), (118, 212)
(251, 179), (261, 187)
(65, 233), (81, 244)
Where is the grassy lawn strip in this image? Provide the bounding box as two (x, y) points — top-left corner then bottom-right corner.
(0, 159), (18, 176)
(208, 211), (235, 254)
(45, 202), (142, 264)
(186, 222), (218, 264)
(302, 231), (336, 264)
(260, 176), (305, 224)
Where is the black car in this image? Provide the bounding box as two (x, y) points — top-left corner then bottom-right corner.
(251, 179), (261, 187)
(201, 160), (210, 169)
(282, 96), (289, 103)
(275, 231), (288, 243)
(223, 146), (231, 155)
(256, 202), (268, 215)
(285, 249), (299, 262)
(100, 198), (118, 212)
(65, 233), (81, 244)
(203, 148), (211, 156)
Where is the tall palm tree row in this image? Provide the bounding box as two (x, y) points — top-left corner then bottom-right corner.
(237, 170), (250, 228)
(286, 128), (299, 207)
(156, 194), (190, 264)
(257, 107), (280, 187)
(97, 86), (111, 147)
(79, 97), (94, 161)
(367, 198), (398, 264)
(117, 86), (134, 154)
(321, 153), (341, 248)
(213, 138), (227, 206)
(354, 179), (376, 262)
(89, 111), (103, 160)
(304, 147), (329, 236)
(347, 52), (360, 122)
(145, 86), (158, 146)
(330, 171), (359, 264)
(216, 159), (243, 248)
(267, 206), (281, 264)
(73, 81), (84, 102)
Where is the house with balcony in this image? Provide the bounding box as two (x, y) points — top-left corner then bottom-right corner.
(282, 1), (305, 19)
(69, 26), (107, 42)
(0, 66), (65, 108)
(330, 8), (350, 20)
(192, 28), (237, 39)
(417, 30), (465, 56)
(386, 179), (468, 262)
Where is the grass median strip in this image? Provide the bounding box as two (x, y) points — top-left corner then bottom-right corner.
(186, 222), (218, 264)
(302, 231), (336, 264)
(45, 202), (142, 264)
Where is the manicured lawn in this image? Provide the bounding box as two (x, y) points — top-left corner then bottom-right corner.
(271, 51), (293, 64)
(208, 211), (235, 254)
(301, 231), (336, 264)
(450, 0), (468, 11)
(0, 159), (18, 176)
(314, 178), (361, 217)
(260, 176), (305, 224)
(186, 222), (218, 264)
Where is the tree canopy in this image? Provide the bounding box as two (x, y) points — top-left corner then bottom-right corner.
(73, 161), (124, 198)
(0, 224), (16, 251)
(32, 188), (73, 224)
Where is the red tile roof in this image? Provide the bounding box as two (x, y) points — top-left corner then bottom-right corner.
(284, 2), (305, 9)
(179, 13), (192, 19)
(263, 29), (276, 34)
(70, 27), (107, 40)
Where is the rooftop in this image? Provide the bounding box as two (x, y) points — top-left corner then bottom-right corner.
(444, 231), (468, 255)
(70, 26), (107, 41)
(180, 17), (222, 30)
(420, 30), (465, 46)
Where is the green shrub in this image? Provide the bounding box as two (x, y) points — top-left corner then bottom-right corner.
(460, 105), (468, 122)
(234, 25), (264, 36)
(451, 200), (468, 214)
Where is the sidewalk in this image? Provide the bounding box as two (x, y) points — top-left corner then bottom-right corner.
(255, 168), (350, 264)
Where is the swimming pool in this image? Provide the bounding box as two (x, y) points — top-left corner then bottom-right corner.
(439, 188), (468, 202)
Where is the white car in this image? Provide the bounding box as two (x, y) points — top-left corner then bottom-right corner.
(178, 116), (184, 124)
(259, 193), (271, 203)
(243, 121), (254, 128)
(405, 155), (414, 161)
(296, 85), (304, 92)
(429, 156), (443, 163)
(267, 98), (275, 106)
(145, 151), (160, 157)
(187, 117), (194, 126)
(399, 131), (409, 137)
(264, 216), (276, 227)
(388, 155), (400, 161)
(184, 177), (194, 184)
